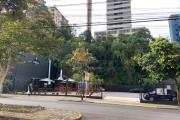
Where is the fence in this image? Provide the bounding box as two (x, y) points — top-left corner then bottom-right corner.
(104, 83), (176, 92)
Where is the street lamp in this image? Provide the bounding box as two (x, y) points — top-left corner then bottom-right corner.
(138, 80), (143, 102)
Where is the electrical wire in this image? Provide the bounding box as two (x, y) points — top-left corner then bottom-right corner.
(9, 16), (180, 29)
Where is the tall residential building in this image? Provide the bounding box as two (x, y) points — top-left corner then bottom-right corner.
(107, 0), (131, 33)
(168, 14), (180, 43)
(94, 0), (143, 39)
(48, 6), (68, 27)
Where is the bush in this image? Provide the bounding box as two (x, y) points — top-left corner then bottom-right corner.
(44, 92), (47, 95)
(3, 79), (13, 87)
(34, 91), (36, 94)
(56, 92), (59, 95)
(22, 91), (25, 94)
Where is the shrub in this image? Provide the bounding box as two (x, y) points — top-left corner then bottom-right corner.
(44, 92), (47, 95)
(56, 92), (59, 95)
(34, 91), (36, 94)
(22, 91), (25, 94)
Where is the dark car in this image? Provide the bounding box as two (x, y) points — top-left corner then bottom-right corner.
(143, 89), (177, 101)
(130, 88), (146, 93)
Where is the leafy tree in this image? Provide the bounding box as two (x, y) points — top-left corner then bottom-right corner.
(0, 0), (38, 20)
(138, 38), (180, 107)
(84, 30), (92, 43)
(67, 42), (97, 75)
(111, 28), (152, 84)
(0, 1), (62, 95)
(73, 73), (81, 83)
(2, 79), (12, 93)
(67, 42), (97, 100)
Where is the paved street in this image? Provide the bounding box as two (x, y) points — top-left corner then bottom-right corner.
(103, 92), (140, 98)
(0, 98), (179, 120)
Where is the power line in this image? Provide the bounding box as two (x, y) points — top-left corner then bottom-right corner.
(10, 16), (180, 29)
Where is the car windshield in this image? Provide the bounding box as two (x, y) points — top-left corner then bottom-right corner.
(149, 91), (156, 94)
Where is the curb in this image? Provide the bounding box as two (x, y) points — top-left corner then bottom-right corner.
(94, 102), (158, 109)
(72, 112), (82, 120)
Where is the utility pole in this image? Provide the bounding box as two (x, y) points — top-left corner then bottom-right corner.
(87, 0), (92, 31)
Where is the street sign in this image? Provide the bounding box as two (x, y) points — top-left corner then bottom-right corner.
(156, 88), (167, 95)
(32, 57), (40, 68)
(85, 72), (89, 81)
(167, 85), (171, 89)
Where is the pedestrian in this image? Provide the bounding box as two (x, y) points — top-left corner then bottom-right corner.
(27, 85), (30, 96)
(27, 84), (33, 96)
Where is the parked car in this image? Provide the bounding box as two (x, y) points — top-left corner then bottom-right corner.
(143, 89), (177, 101)
(130, 88), (146, 93)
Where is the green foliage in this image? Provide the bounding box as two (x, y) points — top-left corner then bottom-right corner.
(43, 27), (153, 85)
(67, 42), (97, 76)
(138, 38), (180, 84)
(0, 1), (62, 86)
(0, 0), (38, 20)
(73, 73), (81, 83)
(3, 79), (12, 87)
(22, 91), (25, 94)
(56, 92), (59, 95)
(84, 30), (92, 43)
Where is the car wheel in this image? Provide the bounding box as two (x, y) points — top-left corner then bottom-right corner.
(149, 97), (154, 101)
(172, 97), (177, 101)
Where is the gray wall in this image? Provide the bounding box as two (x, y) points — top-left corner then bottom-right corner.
(3, 53), (58, 93)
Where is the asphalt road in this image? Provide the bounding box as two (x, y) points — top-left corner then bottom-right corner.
(0, 98), (179, 120)
(103, 92), (140, 98)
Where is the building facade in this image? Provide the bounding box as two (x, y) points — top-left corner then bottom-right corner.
(3, 53), (58, 93)
(94, 27), (143, 39)
(94, 0), (143, 39)
(107, 0), (131, 32)
(48, 6), (68, 27)
(168, 14), (180, 43)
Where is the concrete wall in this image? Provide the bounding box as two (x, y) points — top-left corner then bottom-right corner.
(3, 53), (58, 93)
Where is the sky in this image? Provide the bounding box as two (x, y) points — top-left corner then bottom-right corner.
(45, 0), (180, 38)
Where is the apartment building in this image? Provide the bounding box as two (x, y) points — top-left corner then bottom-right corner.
(94, 0), (143, 39)
(168, 14), (180, 43)
(48, 6), (68, 27)
(94, 27), (143, 39)
(107, 0), (131, 31)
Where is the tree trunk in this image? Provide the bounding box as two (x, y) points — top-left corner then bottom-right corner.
(176, 80), (180, 109)
(0, 84), (2, 96)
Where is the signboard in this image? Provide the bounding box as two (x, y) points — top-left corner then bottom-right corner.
(85, 72), (89, 81)
(32, 57), (40, 68)
(167, 85), (171, 89)
(156, 88), (167, 95)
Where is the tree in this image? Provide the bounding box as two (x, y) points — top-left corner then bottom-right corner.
(67, 42), (97, 100)
(111, 28), (152, 84)
(138, 38), (180, 107)
(84, 30), (92, 43)
(0, 1), (62, 95)
(2, 79), (13, 93)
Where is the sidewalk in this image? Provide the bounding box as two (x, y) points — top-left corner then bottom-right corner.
(1, 94), (179, 110)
